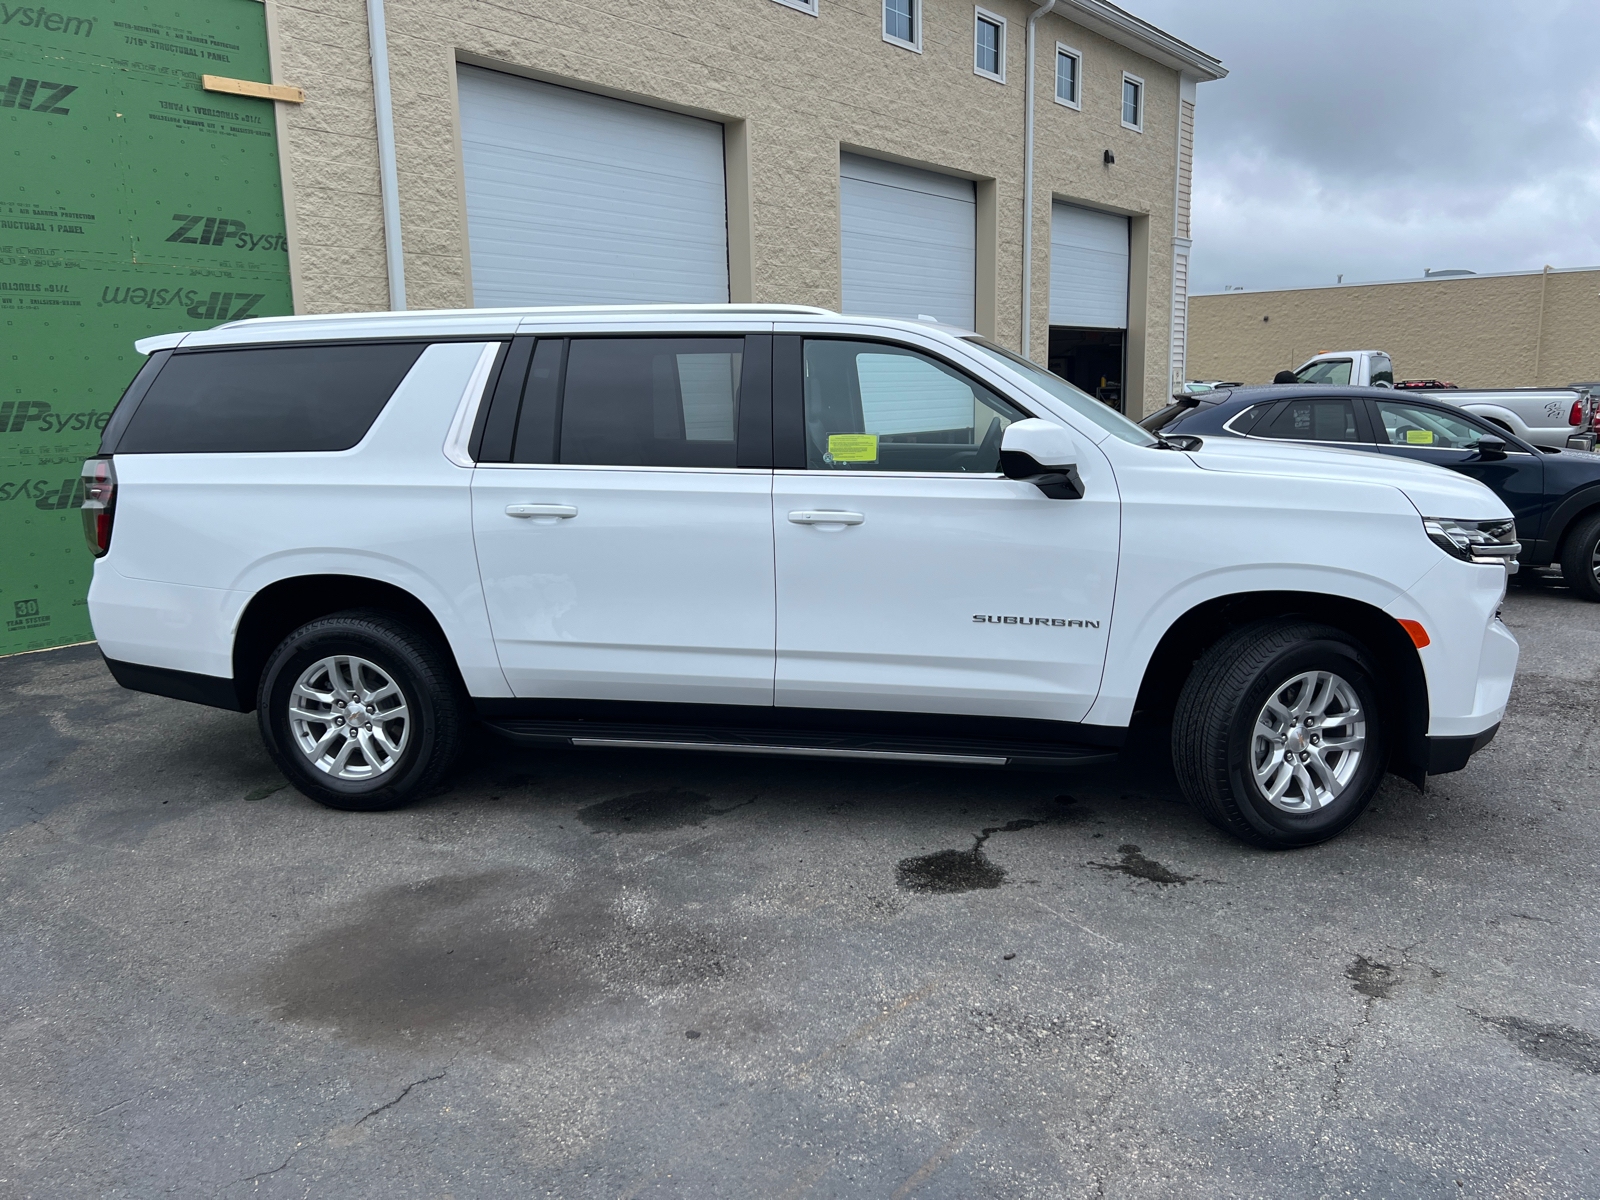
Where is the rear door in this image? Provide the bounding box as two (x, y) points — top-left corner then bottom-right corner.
(1365, 397), (1548, 537)
(769, 333), (1119, 722)
(471, 333), (776, 705)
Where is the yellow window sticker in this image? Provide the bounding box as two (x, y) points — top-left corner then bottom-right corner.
(827, 433), (879, 463)
(1405, 429), (1434, 444)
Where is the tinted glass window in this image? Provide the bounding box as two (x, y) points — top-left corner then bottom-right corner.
(559, 338), (742, 468)
(1375, 400), (1504, 451)
(1257, 398), (1360, 442)
(803, 340), (1024, 472)
(1370, 354), (1394, 386)
(1295, 358), (1353, 386)
(116, 343), (425, 454)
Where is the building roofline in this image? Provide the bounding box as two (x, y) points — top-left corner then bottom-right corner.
(1195, 264), (1600, 299)
(1058, 1), (1226, 81)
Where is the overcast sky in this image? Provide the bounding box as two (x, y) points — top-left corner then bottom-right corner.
(1126, 0), (1600, 295)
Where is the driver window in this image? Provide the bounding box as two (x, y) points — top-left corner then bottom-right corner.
(1375, 400), (1501, 450)
(802, 340), (1024, 472)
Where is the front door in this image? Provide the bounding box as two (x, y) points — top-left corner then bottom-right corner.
(771, 336), (1119, 723)
(472, 335), (775, 705)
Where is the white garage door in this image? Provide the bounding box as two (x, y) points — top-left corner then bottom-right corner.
(457, 65), (729, 307)
(840, 154), (975, 330)
(1049, 203), (1129, 329)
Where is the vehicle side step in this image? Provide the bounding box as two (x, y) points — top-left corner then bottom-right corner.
(481, 719), (1118, 768)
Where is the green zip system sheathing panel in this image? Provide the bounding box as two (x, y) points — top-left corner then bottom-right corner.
(1, 0), (291, 654)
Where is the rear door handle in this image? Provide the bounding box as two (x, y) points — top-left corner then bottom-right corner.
(506, 503), (578, 519)
(788, 510), (865, 526)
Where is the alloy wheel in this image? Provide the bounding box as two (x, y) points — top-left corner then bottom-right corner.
(1249, 670), (1366, 813)
(287, 654), (411, 780)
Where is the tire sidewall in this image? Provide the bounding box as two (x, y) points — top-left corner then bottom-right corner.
(1221, 636), (1387, 845)
(1561, 514), (1600, 601)
(258, 620), (442, 810)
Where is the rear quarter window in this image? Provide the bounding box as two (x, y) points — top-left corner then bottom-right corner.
(113, 342), (427, 453)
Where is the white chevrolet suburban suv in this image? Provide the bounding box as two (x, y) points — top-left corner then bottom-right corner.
(83, 305), (1520, 848)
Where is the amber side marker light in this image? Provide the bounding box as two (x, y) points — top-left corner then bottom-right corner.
(1397, 619), (1430, 649)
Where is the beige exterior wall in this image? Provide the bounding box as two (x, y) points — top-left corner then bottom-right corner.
(1189, 269), (1600, 389)
(263, 0), (1203, 413)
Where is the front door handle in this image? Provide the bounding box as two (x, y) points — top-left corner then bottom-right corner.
(506, 503), (578, 520)
(788, 510), (865, 526)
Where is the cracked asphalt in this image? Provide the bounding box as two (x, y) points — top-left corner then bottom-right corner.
(2, 581), (1597, 1198)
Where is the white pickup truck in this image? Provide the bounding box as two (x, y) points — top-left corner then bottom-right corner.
(1293, 351), (1594, 450)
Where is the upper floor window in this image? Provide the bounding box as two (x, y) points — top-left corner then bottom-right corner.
(1121, 72), (1144, 131)
(1055, 44), (1081, 108)
(770, 0), (818, 14)
(884, 0), (920, 50)
(974, 8), (1006, 82)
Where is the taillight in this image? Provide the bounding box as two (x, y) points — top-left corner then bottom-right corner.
(80, 457), (116, 557)
(1570, 400), (1584, 426)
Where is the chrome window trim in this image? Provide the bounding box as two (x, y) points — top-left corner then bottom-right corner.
(442, 342), (504, 467)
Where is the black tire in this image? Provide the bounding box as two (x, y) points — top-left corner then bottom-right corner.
(1172, 620), (1387, 849)
(1558, 512), (1600, 602)
(256, 609), (464, 812)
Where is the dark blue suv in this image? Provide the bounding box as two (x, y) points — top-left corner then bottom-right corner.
(1143, 384), (1600, 601)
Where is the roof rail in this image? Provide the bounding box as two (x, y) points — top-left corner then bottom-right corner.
(215, 302), (839, 330)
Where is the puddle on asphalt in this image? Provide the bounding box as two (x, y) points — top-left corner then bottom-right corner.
(1346, 955), (1398, 999)
(1477, 1015), (1600, 1074)
(895, 816), (1057, 894)
(234, 869), (742, 1051)
(1088, 843), (1195, 885)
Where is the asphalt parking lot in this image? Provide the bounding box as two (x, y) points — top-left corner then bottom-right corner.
(3, 581), (1597, 1199)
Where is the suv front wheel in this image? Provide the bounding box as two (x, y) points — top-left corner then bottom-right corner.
(257, 610), (464, 811)
(1172, 620), (1387, 848)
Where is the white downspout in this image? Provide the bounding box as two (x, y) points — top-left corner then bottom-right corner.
(367, 0), (406, 311)
(1020, 0), (1057, 360)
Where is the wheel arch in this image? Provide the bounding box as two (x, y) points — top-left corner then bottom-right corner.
(1543, 487), (1600, 564)
(1131, 590), (1429, 785)
(231, 575), (462, 712)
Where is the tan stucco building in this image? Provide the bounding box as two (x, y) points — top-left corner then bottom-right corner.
(259, 0), (1223, 414)
(1188, 267), (1600, 390)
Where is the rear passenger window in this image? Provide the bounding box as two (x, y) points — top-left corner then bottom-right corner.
(1255, 398), (1360, 442)
(802, 340), (1024, 472)
(558, 338), (743, 468)
(114, 343), (425, 453)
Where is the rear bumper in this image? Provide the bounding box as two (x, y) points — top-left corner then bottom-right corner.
(1424, 722), (1499, 775)
(103, 655), (247, 712)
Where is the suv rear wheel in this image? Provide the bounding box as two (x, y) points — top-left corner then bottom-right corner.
(257, 610), (464, 811)
(1172, 620), (1387, 848)
(1557, 511), (1600, 602)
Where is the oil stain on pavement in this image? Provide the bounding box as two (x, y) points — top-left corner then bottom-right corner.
(896, 819), (1044, 893)
(1088, 843), (1195, 885)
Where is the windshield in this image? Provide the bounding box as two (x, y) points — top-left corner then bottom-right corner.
(961, 336), (1158, 445)
(1295, 358), (1353, 386)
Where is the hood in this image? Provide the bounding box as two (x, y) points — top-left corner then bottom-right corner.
(1187, 439), (1511, 521)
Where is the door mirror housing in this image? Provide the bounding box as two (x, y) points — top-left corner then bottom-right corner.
(1000, 418), (1084, 499)
(1475, 435), (1508, 461)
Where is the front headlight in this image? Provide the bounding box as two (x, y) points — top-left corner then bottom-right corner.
(1423, 517), (1518, 565)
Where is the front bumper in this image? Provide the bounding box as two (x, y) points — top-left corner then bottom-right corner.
(1424, 722), (1499, 775)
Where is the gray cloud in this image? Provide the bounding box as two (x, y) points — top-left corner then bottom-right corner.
(1129, 0), (1600, 293)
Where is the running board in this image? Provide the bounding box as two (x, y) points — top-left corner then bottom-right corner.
(482, 719), (1118, 769)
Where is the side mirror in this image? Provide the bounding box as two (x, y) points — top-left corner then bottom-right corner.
(1000, 418), (1084, 499)
(1476, 435), (1508, 461)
